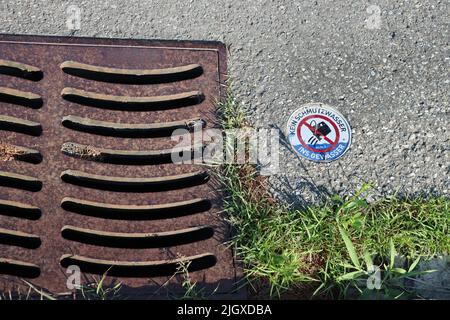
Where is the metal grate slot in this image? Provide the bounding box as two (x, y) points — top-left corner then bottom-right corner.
(0, 59), (43, 81)
(0, 87), (43, 109)
(0, 227), (41, 249)
(61, 225), (214, 248)
(60, 61), (203, 84)
(60, 169), (209, 192)
(60, 253), (217, 278)
(61, 142), (202, 165)
(0, 258), (40, 278)
(62, 115), (205, 138)
(0, 170), (42, 192)
(61, 87), (204, 111)
(0, 115), (42, 136)
(0, 199), (42, 220)
(60, 197), (211, 220)
(0, 143), (42, 164)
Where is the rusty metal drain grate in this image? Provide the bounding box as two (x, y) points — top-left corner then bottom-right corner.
(0, 35), (240, 297)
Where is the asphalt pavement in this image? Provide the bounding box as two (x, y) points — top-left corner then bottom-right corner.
(0, 0), (448, 204)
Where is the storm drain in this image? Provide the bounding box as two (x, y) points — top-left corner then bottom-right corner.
(0, 35), (239, 297)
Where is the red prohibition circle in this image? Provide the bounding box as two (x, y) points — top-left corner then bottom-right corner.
(297, 114), (340, 153)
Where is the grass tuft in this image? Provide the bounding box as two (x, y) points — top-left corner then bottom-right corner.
(217, 86), (450, 298)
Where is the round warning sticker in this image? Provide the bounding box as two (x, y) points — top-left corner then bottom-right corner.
(287, 103), (351, 162)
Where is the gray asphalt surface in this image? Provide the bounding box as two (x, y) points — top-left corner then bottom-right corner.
(0, 0), (449, 204)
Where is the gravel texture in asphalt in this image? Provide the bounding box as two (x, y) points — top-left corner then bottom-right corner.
(0, 0), (449, 205)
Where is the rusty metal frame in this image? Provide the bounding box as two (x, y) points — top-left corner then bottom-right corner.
(0, 34), (243, 299)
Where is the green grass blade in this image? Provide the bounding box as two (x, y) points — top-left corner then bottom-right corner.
(389, 239), (396, 269)
(339, 226), (361, 269)
(337, 270), (365, 281)
(408, 256), (421, 273)
(363, 251), (373, 270)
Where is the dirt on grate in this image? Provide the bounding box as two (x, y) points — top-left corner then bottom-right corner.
(0, 143), (24, 161)
(60, 142), (102, 160)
